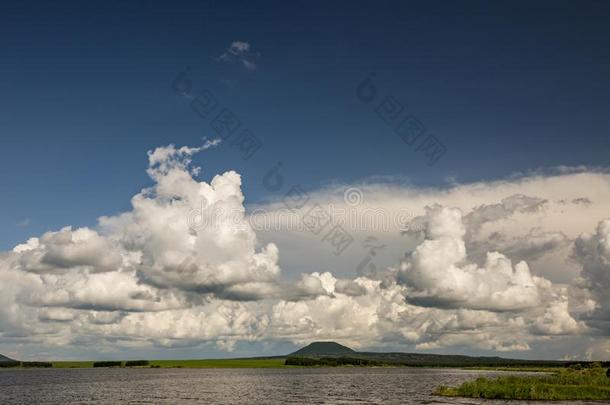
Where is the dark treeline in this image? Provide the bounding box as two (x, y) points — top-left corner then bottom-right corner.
(285, 356), (382, 366)
(93, 361), (123, 367)
(351, 352), (610, 368)
(21, 361), (52, 368)
(125, 360), (150, 367)
(0, 361), (52, 368)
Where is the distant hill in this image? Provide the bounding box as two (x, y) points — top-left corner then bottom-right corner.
(286, 342), (600, 368)
(290, 342), (355, 356)
(0, 353), (17, 363)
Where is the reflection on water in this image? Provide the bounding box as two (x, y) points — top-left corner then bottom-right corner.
(0, 367), (601, 404)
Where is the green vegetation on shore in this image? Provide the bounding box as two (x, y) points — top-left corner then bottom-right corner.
(93, 361), (122, 367)
(51, 361), (94, 368)
(125, 360), (149, 367)
(47, 358), (286, 369)
(436, 363), (610, 401)
(148, 358), (285, 368)
(285, 356), (381, 366)
(461, 365), (565, 373)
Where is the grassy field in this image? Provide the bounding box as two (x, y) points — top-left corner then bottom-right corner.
(49, 358), (286, 369)
(436, 364), (610, 400)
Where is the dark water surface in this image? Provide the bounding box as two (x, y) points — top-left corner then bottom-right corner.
(0, 367), (603, 404)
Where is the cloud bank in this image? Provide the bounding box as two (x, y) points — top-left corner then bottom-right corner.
(1, 144), (609, 361)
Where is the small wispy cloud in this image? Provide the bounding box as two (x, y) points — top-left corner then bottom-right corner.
(216, 41), (260, 70)
(202, 137), (221, 149)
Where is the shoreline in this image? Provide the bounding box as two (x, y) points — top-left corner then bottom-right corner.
(2, 360), (564, 371)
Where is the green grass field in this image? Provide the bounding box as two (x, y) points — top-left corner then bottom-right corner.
(48, 358), (286, 369)
(436, 364), (610, 400)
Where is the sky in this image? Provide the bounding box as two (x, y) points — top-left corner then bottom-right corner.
(1, 0), (610, 361)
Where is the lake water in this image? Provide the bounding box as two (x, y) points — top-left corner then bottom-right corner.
(0, 367), (603, 404)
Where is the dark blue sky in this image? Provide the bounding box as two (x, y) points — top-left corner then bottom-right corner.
(2, 0), (610, 249)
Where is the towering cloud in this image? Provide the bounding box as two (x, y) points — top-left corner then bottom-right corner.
(573, 219), (610, 333)
(397, 205), (543, 311)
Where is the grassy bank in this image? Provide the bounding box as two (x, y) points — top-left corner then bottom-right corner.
(436, 364), (610, 401)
